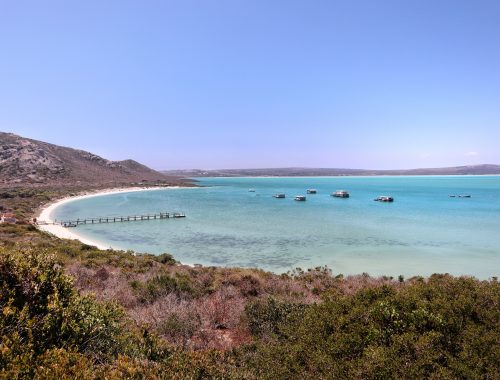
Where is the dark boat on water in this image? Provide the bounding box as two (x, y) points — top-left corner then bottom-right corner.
(332, 190), (350, 198)
(374, 196), (394, 202)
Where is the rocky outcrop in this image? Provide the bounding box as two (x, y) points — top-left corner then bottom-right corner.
(1, 138), (67, 183)
(0, 132), (184, 186)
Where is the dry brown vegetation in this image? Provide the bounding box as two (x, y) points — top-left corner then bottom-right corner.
(0, 221), (402, 352)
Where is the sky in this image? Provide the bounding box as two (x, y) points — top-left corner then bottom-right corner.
(1, 0), (499, 170)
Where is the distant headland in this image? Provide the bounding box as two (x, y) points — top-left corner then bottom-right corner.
(162, 164), (500, 177)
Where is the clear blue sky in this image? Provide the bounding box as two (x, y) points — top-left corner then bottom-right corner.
(1, 1), (499, 170)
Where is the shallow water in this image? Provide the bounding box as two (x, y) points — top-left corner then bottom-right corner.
(53, 176), (500, 278)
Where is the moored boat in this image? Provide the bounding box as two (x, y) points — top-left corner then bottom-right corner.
(294, 195), (306, 201)
(306, 189), (317, 194)
(374, 196), (394, 202)
(273, 193), (286, 198)
(331, 190), (349, 198)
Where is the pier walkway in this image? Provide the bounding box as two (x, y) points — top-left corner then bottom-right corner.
(53, 212), (186, 227)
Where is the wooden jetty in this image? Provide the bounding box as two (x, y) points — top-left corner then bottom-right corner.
(60, 212), (186, 227)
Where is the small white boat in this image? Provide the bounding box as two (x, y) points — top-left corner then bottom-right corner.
(374, 196), (394, 202)
(294, 195), (307, 201)
(306, 189), (317, 194)
(248, 189), (256, 192)
(273, 193), (286, 198)
(331, 190), (349, 198)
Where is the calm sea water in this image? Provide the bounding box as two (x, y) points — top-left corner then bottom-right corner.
(53, 176), (500, 278)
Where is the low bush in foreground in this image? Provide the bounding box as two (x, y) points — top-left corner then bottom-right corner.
(0, 248), (133, 376)
(241, 277), (500, 379)
(0, 248), (234, 378)
(1, 245), (499, 379)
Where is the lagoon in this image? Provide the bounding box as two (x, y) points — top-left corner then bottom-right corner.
(52, 176), (500, 278)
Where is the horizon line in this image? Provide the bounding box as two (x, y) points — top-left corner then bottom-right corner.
(161, 163), (500, 172)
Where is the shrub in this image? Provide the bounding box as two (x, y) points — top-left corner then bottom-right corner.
(159, 312), (202, 348)
(132, 273), (196, 303)
(33, 349), (95, 380)
(0, 247), (133, 374)
(240, 277), (500, 379)
(245, 297), (307, 339)
(154, 252), (177, 265)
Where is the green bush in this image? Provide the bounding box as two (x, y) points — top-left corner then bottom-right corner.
(132, 273), (197, 303)
(0, 248), (132, 376)
(245, 297), (307, 339)
(159, 312), (201, 348)
(154, 252), (177, 265)
(240, 277), (500, 379)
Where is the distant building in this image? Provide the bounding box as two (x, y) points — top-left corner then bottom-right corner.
(0, 213), (17, 224)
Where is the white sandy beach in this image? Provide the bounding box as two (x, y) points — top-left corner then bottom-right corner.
(36, 187), (179, 250)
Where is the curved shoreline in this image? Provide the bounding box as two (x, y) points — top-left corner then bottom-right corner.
(36, 187), (182, 250)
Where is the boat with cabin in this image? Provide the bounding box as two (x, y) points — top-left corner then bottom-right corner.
(294, 195), (307, 201)
(306, 189), (317, 194)
(331, 190), (349, 198)
(374, 196), (394, 202)
(273, 193), (286, 198)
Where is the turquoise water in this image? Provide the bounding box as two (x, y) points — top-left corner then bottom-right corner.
(53, 176), (500, 278)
